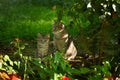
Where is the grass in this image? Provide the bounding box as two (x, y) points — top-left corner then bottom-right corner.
(0, 5), (57, 44)
(0, 3), (80, 45)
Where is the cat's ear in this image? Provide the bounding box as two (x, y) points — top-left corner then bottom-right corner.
(37, 33), (42, 38)
(59, 22), (65, 29)
(45, 34), (50, 39)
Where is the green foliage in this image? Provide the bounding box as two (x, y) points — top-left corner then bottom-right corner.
(88, 61), (111, 80)
(0, 40), (88, 79)
(61, 0), (120, 65)
(0, 36), (116, 80)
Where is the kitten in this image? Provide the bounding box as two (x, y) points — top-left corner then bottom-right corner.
(36, 33), (50, 58)
(53, 21), (77, 60)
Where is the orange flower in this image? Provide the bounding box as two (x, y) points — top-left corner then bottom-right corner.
(9, 74), (21, 80)
(0, 70), (10, 80)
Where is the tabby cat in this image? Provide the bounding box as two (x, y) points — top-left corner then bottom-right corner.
(36, 33), (50, 58)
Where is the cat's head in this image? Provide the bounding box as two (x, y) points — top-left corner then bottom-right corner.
(37, 33), (50, 42)
(53, 20), (65, 33)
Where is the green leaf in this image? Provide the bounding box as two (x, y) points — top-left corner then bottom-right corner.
(9, 60), (13, 66)
(0, 63), (2, 69)
(52, 63), (57, 71)
(54, 73), (62, 80)
(4, 55), (10, 61)
(60, 61), (66, 70)
(20, 53), (23, 58)
(8, 66), (13, 71)
(14, 61), (18, 65)
(38, 70), (47, 79)
(3, 62), (8, 66)
(20, 45), (25, 50)
(32, 59), (42, 67)
(88, 74), (102, 80)
(70, 68), (81, 75)
(80, 68), (90, 74)
(54, 73), (58, 80)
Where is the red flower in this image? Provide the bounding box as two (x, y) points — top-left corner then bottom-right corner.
(61, 76), (70, 80)
(9, 74), (21, 80)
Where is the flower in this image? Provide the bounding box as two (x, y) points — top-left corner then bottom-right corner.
(9, 74), (21, 80)
(61, 76), (70, 80)
(0, 70), (10, 80)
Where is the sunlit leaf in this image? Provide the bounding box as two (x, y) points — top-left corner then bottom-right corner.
(14, 61), (18, 65)
(20, 45), (25, 50)
(9, 60), (13, 66)
(4, 55), (10, 61)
